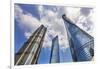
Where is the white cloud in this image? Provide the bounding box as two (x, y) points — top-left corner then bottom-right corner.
(76, 9), (94, 36)
(40, 5), (94, 49)
(38, 5), (44, 13)
(15, 5), (41, 39)
(64, 7), (81, 23)
(24, 32), (32, 39)
(15, 4), (94, 50)
(39, 5), (69, 49)
(14, 5), (23, 18)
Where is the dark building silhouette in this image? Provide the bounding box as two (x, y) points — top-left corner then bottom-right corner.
(62, 14), (94, 62)
(15, 25), (47, 65)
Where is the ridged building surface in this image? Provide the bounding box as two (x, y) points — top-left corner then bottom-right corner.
(62, 14), (94, 62)
(15, 25), (47, 65)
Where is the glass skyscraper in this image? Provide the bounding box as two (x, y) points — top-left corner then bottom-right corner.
(50, 36), (60, 63)
(62, 14), (94, 62)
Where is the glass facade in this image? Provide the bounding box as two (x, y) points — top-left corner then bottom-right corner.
(62, 14), (94, 61)
(50, 36), (60, 63)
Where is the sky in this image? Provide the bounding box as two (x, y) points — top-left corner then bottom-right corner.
(14, 3), (94, 64)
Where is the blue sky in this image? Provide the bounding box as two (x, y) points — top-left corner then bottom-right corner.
(15, 20), (26, 53)
(14, 3), (93, 64)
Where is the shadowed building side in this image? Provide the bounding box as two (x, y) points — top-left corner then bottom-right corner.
(62, 14), (94, 62)
(50, 36), (60, 63)
(15, 25), (47, 65)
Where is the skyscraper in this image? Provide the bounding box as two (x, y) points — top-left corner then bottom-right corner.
(50, 36), (60, 63)
(62, 14), (94, 61)
(15, 25), (47, 65)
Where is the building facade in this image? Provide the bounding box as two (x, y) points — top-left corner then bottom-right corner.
(50, 36), (60, 63)
(15, 25), (47, 65)
(62, 14), (94, 61)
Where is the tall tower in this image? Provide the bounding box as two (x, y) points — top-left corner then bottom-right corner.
(62, 14), (94, 61)
(50, 36), (60, 63)
(15, 25), (47, 65)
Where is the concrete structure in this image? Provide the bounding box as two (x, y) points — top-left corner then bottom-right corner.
(15, 25), (47, 65)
